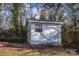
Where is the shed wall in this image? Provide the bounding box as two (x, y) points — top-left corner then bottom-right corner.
(28, 23), (62, 46)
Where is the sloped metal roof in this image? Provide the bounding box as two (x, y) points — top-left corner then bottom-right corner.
(27, 20), (63, 25)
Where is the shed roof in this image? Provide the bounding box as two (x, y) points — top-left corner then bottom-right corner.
(27, 20), (63, 25)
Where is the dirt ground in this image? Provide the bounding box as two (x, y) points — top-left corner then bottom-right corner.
(0, 41), (78, 56)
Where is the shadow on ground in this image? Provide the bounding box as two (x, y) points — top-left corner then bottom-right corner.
(0, 41), (78, 56)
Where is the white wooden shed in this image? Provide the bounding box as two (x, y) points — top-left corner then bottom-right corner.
(27, 20), (63, 46)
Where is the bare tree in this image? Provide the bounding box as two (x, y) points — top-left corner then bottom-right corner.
(42, 3), (64, 21)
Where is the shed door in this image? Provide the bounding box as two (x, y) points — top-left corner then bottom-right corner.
(42, 24), (61, 46)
